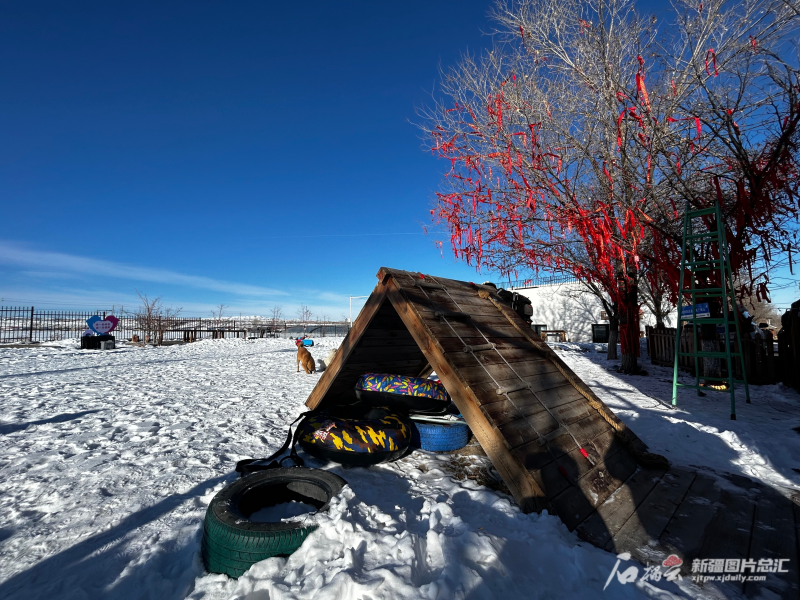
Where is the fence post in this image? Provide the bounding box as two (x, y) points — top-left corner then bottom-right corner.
(29, 306), (34, 342)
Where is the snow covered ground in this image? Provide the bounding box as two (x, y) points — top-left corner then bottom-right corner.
(551, 341), (800, 494)
(0, 337), (797, 599)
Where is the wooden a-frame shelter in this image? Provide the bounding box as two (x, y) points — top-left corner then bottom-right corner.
(306, 267), (664, 520)
(306, 268), (800, 596)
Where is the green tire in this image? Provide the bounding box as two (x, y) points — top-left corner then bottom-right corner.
(201, 468), (347, 578)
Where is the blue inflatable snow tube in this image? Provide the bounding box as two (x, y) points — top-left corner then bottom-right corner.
(414, 421), (470, 452)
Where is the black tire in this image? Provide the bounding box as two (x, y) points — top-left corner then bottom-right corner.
(202, 468), (347, 578)
(355, 389), (450, 413)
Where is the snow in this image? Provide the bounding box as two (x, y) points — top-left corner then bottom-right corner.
(1, 336), (795, 599)
(549, 340), (800, 493)
(249, 502), (317, 523)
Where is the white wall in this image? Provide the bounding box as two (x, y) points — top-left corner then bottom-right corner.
(509, 282), (676, 342)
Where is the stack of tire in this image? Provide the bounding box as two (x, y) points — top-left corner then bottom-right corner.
(202, 374), (469, 579)
(354, 373), (470, 453)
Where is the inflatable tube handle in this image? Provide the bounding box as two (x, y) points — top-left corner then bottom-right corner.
(235, 410), (314, 476)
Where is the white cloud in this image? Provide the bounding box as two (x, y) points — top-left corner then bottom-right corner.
(0, 240), (288, 298)
(314, 291), (356, 303)
(0, 241), (376, 317)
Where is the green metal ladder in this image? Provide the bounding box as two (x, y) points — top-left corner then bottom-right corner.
(671, 202), (750, 419)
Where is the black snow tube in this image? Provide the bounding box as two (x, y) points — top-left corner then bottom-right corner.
(202, 467), (347, 578)
(297, 405), (412, 466)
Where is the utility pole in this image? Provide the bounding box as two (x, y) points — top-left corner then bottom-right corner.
(350, 296), (368, 327)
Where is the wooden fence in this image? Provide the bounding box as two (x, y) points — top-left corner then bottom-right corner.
(646, 325), (781, 385)
(778, 302), (800, 393)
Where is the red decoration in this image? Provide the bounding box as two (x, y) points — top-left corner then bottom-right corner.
(429, 49), (800, 358)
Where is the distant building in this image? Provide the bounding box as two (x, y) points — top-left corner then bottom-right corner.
(502, 276), (676, 343)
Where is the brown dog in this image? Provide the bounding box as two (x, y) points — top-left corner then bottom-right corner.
(296, 340), (315, 374)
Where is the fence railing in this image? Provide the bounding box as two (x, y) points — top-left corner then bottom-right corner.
(0, 306), (350, 344)
(645, 325), (780, 386)
(504, 275), (579, 289)
(0, 307), (114, 344)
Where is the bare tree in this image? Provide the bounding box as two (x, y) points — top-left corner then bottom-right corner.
(156, 305), (182, 345)
(297, 305), (313, 334)
(640, 2), (800, 288)
(270, 305), (283, 337)
(211, 304), (227, 329)
(746, 300), (783, 328)
(736, 283), (784, 326)
(135, 290), (160, 344)
(422, 0), (664, 372)
(135, 290), (182, 345)
(320, 314), (330, 337)
(639, 272), (675, 329)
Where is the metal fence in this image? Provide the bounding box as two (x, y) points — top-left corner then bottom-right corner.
(503, 274), (578, 289)
(0, 307), (112, 343)
(0, 306), (350, 344)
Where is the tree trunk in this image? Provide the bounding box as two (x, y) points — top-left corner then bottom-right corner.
(620, 352), (638, 373)
(607, 313), (619, 360)
(618, 274), (640, 375)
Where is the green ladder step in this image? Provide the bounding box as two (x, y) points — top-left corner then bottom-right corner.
(686, 233), (720, 241)
(678, 317), (728, 323)
(682, 288), (724, 295)
(685, 260), (723, 268)
(675, 384), (742, 394)
(677, 376), (747, 383)
(686, 207), (717, 217)
(678, 351), (742, 358)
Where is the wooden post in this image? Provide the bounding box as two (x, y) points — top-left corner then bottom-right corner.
(791, 312), (799, 391)
(29, 306), (34, 342)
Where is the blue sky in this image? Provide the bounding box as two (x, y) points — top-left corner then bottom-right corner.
(0, 1), (502, 319)
(1, 1), (797, 318)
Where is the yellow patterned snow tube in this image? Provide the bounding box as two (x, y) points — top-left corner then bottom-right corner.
(355, 373), (450, 413)
(297, 406), (412, 466)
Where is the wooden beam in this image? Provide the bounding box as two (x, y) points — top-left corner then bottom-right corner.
(305, 282), (387, 410)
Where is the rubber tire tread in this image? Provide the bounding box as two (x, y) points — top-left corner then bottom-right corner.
(202, 505), (316, 578)
(415, 422), (470, 452)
